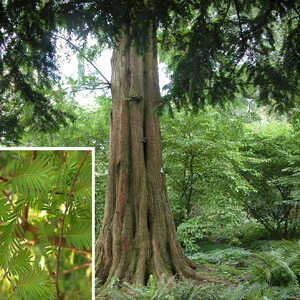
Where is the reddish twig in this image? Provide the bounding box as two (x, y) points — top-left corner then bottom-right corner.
(0, 175), (9, 182)
(55, 151), (91, 299)
(3, 271), (16, 292)
(62, 262), (91, 274)
(23, 202), (29, 220)
(32, 150), (37, 161)
(18, 218), (92, 255)
(2, 190), (15, 209)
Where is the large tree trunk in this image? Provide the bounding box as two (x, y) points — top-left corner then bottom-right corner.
(95, 27), (214, 286)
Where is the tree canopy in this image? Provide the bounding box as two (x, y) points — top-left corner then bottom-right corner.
(1, 0), (299, 143)
(160, 0), (300, 111)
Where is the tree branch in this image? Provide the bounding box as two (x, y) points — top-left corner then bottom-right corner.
(53, 33), (111, 89)
(0, 175), (9, 182)
(3, 271), (16, 292)
(233, 0), (247, 51)
(219, 1), (231, 29)
(21, 238), (92, 255)
(62, 262), (91, 274)
(16, 213), (92, 254)
(55, 150), (91, 299)
(2, 190), (15, 209)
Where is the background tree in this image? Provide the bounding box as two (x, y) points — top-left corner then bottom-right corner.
(160, 0), (299, 111)
(161, 104), (251, 224)
(240, 121), (300, 238)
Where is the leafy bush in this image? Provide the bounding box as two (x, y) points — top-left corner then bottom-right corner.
(240, 122), (300, 238)
(177, 202), (248, 253)
(161, 106), (252, 227)
(234, 222), (271, 245)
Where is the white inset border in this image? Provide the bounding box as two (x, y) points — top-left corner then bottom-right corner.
(0, 147), (96, 300)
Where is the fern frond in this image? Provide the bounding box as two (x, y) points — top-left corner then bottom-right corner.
(15, 268), (55, 300)
(8, 248), (32, 275)
(11, 157), (55, 200)
(73, 175), (92, 201)
(0, 198), (11, 222)
(64, 222), (91, 250)
(250, 251), (298, 286)
(0, 220), (20, 268)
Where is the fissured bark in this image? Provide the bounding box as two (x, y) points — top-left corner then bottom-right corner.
(95, 27), (224, 286)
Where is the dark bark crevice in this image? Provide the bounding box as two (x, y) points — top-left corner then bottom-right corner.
(147, 211), (151, 233)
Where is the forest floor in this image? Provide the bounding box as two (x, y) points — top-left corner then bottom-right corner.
(186, 236), (300, 299)
(97, 235), (300, 299)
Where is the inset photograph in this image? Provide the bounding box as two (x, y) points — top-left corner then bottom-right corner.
(0, 149), (93, 300)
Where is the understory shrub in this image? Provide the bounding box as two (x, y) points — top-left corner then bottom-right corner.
(177, 204), (248, 253)
(234, 222), (271, 245)
(240, 122), (300, 238)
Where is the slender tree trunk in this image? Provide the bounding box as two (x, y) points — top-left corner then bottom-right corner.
(95, 27), (225, 287)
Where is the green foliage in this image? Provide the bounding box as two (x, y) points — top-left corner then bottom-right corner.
(190, 247), (251, 266)
(161, 105), (252, 226)
(103, 275), (172, 300)
(227, 282), (300, 300)
(14, 269), (56, 300)
(248, 251), (298, 286)
(0, 150), (92, 299)
(0, 0), (73, 143)
(20, 97), (111, 235)
(233, 222), (271, 246)
(160, 1), (300, 111)
(2, 0), (299, 144)
(97, 275), (226, 300)
(240, 121), (300, 237)
(177, 205), (246, 253)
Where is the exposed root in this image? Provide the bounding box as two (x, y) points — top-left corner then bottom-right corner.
(96, 267), (237, 300)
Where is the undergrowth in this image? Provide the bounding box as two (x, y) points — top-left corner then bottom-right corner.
(96, 238), (300, 300)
